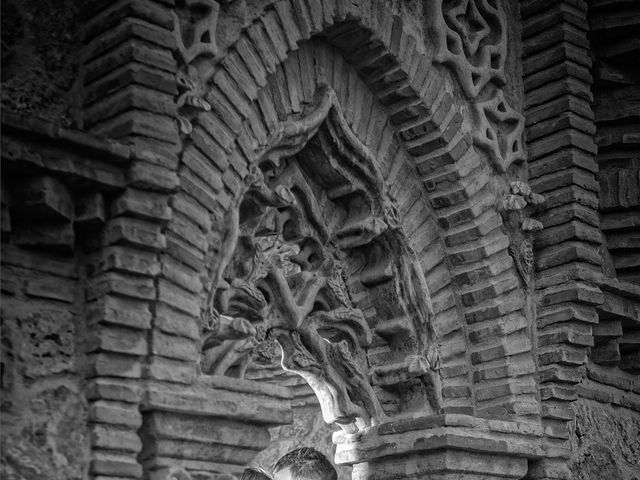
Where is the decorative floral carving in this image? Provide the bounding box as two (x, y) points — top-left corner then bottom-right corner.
(509, 239), (534, 287)
(201, 86), (442, 432)
(471, 89), (526, 173)
(428, 0), (507, 99)
(175, 66), (211, 135)
(501, 181), (546, 287)
(428, 0), (526, 173)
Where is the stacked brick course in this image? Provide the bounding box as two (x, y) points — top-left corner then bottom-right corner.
(520, 2), (602, 473)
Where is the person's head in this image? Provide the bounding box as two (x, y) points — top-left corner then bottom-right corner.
(242, 467), (272, 480)
(273, 447), (337, 480)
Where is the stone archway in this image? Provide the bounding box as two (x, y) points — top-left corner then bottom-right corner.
(79, 1), (546, 479)
(166, 0), (541, 424)
(200, 80), (443, 429)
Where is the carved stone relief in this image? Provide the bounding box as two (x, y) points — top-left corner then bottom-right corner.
(427, 0), (526, 173)
(471, 89), (526, 173)
(200, 86), (442, 433)
(428, 0), (507, 98)
(172, 0), (248, 137)
(500, 181), (545, 288)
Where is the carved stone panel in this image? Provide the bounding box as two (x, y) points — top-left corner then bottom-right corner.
(200, 86), (443, 433)
(428, 0), (507, 99)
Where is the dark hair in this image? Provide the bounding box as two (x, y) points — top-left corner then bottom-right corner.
(273, 447), (337, 480)
(242, 467), (272, 480)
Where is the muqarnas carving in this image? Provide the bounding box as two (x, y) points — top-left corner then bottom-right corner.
(428, 0), (507, 99)
(200, 86), (442, 432)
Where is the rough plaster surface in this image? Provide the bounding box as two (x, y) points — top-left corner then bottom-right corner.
(569, 399), (640, 480)
(1, 0), (82, 127)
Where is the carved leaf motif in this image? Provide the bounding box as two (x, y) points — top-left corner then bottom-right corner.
(510, 181), (531, 197)
(183, 94), (211, 111)
(509, 240), (534, 287)
(502, 194), (527, 211)
(426, 342), (441, 371)
(327, 268), (352, 308)
(176, 116), (193, 135)
(236, 280), (267, 307)
(429, 0), (507, 98)
(404, 355), (430, 377)
(521, 217), (543, 232)
(291, 332), (320, 368)
(472, 89), (526, 173)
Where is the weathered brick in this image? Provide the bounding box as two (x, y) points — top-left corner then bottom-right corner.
(91, 450), (142, 478)
(165, 231), (206, 271)
(104, 217), (166, 250)
(111, 188), (171, 221)
(160, 255), (202, 294)
(88, 295), (152, 330)
(155, 303), (200, 340)
(26, 276), (76, 303)
(76, 192), (107, 228)
(539, 281), (603, 307)
(12, 221), (75, 253)
(534, 221), (602, 249)
(167, 212), (208, 253)
(538, 344), (587, 366)
(87, 378), (143, 403)
(157, 278), (200, 316)
(130, 137), (180, 170)
(151, 330), (199, 362)
(85, 85), (176, 127)
(85, 40), (176, 84)
(235, 37), (267, 88)
(88, 325), (148, 356)
(170, 194), (212, 233)
(203, 89), (241, 143)
(83, 0), (173, 40)
(91, 424), (142, 453)
(146, 355), (196, 383)
(88, 271), (156, 301)
(212, 69), (253, 121)
(94, 245), (160, 277)
(92, 110), (179, 144)
(90, 400), (143, 428)
(15, 176), (73, 221)
(536, 241), (600, 270)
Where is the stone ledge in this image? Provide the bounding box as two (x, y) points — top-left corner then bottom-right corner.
(333, 414), (550, 466)
(141, 378), (293, 426)
(2, 111), (132, 163)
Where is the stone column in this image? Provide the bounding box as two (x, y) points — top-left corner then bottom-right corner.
(334, 415), (546, 480)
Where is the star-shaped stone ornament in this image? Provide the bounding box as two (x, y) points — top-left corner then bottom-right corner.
(446, 0), (491, 57)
